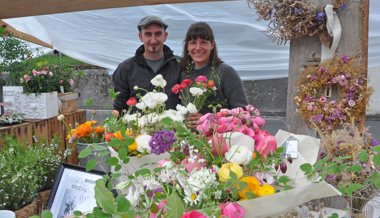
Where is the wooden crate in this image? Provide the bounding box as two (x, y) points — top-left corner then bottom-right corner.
(58, 91), (78, 114)
(0, 122), (33, 149)
(24, 119), (49, 140)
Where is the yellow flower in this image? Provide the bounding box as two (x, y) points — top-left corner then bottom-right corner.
(67, 134), (71, 139)
(237, 176), (260, 198)
(257, 185), (275, 197)
(128, 135), (140, 151)
(218, 163), (243, 182)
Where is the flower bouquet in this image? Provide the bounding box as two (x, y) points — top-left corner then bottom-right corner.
(0, 102), (25, 125)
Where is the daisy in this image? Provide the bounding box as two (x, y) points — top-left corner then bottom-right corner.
(184, 190), (201, 206)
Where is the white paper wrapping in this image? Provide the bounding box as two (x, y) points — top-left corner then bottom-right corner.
(236, 129), (341, 218)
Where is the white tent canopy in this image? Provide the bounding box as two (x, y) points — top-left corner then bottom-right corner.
(3, 0), (380, 80)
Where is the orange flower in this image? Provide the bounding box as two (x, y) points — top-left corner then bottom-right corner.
(75, 123), (93, 138)
(116, 131), (124, 140)
(92, 120), (98, 125)
(128, 134), (141, 151)
(125, 131), (132, 136)
(94, 126), (105, 134)
(237, 176), (260, 198)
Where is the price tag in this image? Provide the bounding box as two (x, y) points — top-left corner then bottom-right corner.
(286, 138), (298, 158)
(60, 86), (64, 93)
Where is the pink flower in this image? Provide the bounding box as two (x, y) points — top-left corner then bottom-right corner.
(20, 78), (24, 83)
(182, 211), (207, 218)
(181, 154), (205, 173)
(241, 112), (251, 121)
(49, 72), (53, 76)
(307, 104), (313, 111)
(195, 76), (207, 84)
(32, 69), (39, 76)
(46, 66), (49, 69)
(23, 74), (31, 83)
(251, 117), (266, 127)
(332, 77), (338, 83)
(40, 70), (47, 75)
(236, 127), (255, 138)
(218, 202), (245, 218)
(198, 113), (212, 124)
(149, 201), (168, 218)
(217, 121), (228, 133)
(196, 121), (212, 135)
(59, 80), (64, 83)
(245, 104), (255, 112)
(313, 105), (318, 111)
(54, 65), (58, 67)
(69, 79), (75, 85)
(219, 117), (232, 124)
(211, 133), (228, 156)
(319, 96), (327, 103)
(253, 130), (277, 157)
(157, 159), (170, 168)
(348, 100), (356, 107)
(230, 107), (244, 116)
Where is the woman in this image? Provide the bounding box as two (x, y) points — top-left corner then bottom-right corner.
(180, 22), (248, 128)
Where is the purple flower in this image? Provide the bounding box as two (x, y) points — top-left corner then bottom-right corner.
(345, 72), (351, 78)
(294, 8), (298, 15)
(268, 10), (272, 16)
(300, 8), (303, 14)
(311, 74), (317, 81)
(327, 125), (332, 130)
(332, 77), (338, 83)
(337, 140), (346, 144)
(342, 55), (348, 63)
(149, 130), (176, 155)
(273, 4), (277, 9)
(349, 130), (355, 136)
(183, 143), (190, 156)
(357, 78), (363, 84)
(372, 139), (378, 146)
(316, 12), (326, 21)
(320, 67), (327, 72)
(341, 3), (346, 11)
(148, 187), (163, 197)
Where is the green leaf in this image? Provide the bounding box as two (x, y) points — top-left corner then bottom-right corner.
(108, 138), (123, 147)
(41, 210), (53, 218)
(123, 157), (130, 164)
(204, 207), (212, 216)
(116, 195), (131, 212)
(349, 164), (363, 172)
(115, 164), (122, 171)
(248, 158), (260, 168)
(128, 175), (135, 180)
(111, 173), (121, 178)
(124, 137), (135, 146)
(105, 157), (119, 166)
(284, 185), (293, 191)
(245, 192), (257, 199)
(127, 210), (135, 218)
(373, 145), (380, 152)
(78, 147), (92, 158)
(99, 151), (110, 158)
(154, 167), (163, 173)
(119, 148), (128, 160)
(176, 125), (187, 134)
(86, 159), (97, 171)
(229, 171), (238, 182)
(237, 181), (248, 189)
(359, 152), (368, 163)
(374, 153), (380, 167)
(103, 174), (110, 180)
(94, 179), (115, 211)
(276, 147), (284, 153)
(93, 207), (111, 218)
(278, 176), (291, 185)
(107, 181), (113, 190)
(135, 168), (150, 177)
(166, 192), (184, 218)
(300, 163), (312, 172)
(375, 181), (380, 189)
(95, 145), (107, 150)
(161, 117), (174, 126)
(74, 211), (83, 216)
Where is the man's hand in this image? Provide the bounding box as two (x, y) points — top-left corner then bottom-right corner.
(187, 112), (203, 129)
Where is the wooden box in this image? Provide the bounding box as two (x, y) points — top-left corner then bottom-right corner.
(58, 91), (78, 114)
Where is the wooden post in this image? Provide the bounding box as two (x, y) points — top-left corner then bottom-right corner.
(286, 0), (370, 135)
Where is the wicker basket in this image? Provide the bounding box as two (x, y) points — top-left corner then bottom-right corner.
(14, 190), (51, 218)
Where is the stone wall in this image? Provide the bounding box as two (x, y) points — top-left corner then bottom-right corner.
(72, 67), (289, 114)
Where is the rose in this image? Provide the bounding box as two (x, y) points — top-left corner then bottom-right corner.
(218, 163), (243, 182)
(172, 84), (181, 94)
(230, 107), (244, 116)
(136, 134), (152, 153)
(253, 130), (277, 156)
(251, 117), (266, 127)
(208, 80), (215, 87)
(195, 76), (207, 83)
(127, 98), (137, 106)
(180, 83), (187, 89)
(225, 145), (253, 165)
(218, 202), (245, 218)
(112, 110), (119, 117)
(236, 127), (255, 138)
(189, 87), (204, 97)
(187, 103), (197, 114)
(182, 211), (207, 218)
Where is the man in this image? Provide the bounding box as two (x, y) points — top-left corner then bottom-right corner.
(112, 15), (181, 115)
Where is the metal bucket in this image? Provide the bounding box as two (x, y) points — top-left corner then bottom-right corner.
(76, 142), (111, 172)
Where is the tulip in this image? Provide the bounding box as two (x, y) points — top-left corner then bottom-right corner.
(211, 133), (228, 156)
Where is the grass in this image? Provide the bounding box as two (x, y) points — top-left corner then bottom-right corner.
(31, 53), (94, 67)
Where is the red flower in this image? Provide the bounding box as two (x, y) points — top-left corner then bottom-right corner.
(208, 80), (215, 88)
(181, 211), (207, 218)
(172, 84), (181, 94)
(105, 132), (115, 142)
(180, 83), (187, 89)
(127, 98), (137, 107)
(182, 79), (193, 85)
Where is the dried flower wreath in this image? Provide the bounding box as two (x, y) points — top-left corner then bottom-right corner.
(294, 55), (373, 131)
(247, 0), (348, 46)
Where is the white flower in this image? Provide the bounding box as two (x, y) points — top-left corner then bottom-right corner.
(151, 74), (167, 88)
(143, 175), (161, 190)
(136, 134), (152, 153)
(187, 103), (198, 113)
(189, 87), (204, 97)
(114, 181), (131, 194)
(135, 102), (147, 110)
(145, 113), (159, 124)
(186, 167), (216, 192)
(152, 92), (168, 105)
(134, 86), (138, 90)
(176, 104), (188, 115)
(225, 145), (253, 165)
(122, 112), (141, 124)
(184, 190), (201, 206)
(125, 186), (140, 207)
